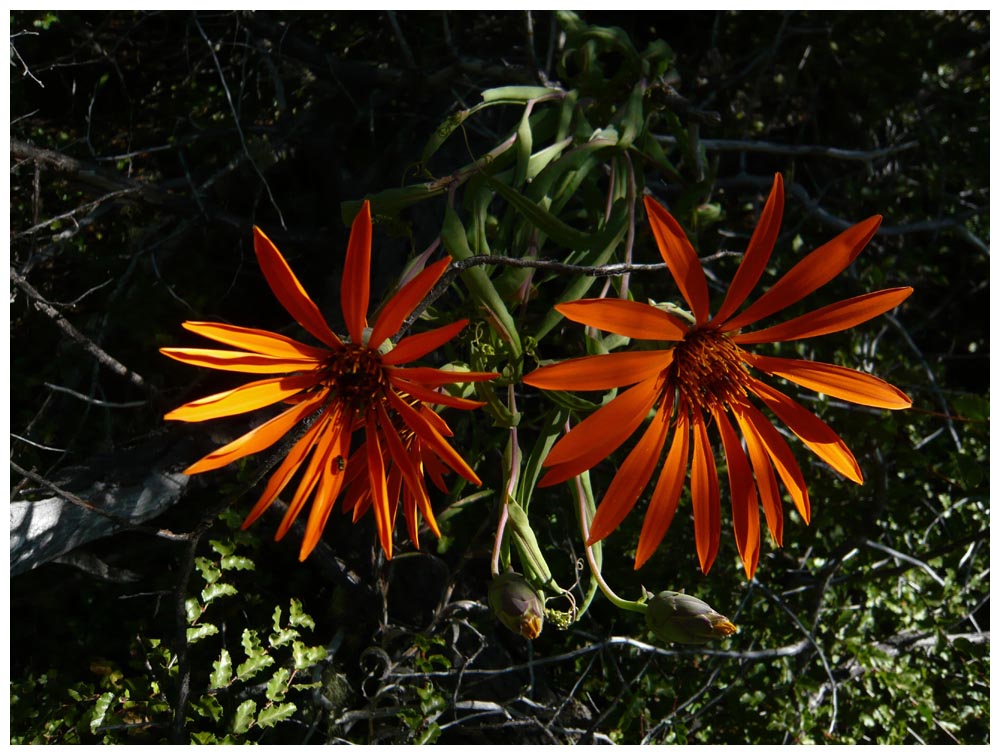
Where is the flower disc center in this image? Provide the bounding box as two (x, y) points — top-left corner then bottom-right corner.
(671, 327), (750, 412)
(326, 344), (387, 411)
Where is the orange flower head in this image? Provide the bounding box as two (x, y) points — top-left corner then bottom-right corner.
(162, 202), (498, 561)
(524, 174), (912, 578)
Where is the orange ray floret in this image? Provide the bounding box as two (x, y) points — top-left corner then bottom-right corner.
(523, 173), (912, 578)
(162, 201), (498, 561)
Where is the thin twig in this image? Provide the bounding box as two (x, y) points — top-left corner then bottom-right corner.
(11, 266), (148, 390)
(43, 382), (148, 409)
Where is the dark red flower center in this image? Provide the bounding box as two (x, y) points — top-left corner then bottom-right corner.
(670, 326), (750, 413)
(325, 344), (388, 412)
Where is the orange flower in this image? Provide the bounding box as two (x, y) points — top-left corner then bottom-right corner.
(162, 202), (498, 561)
(523, 174), (912, 578)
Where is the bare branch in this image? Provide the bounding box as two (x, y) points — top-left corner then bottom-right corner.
(11, 266), (148, 390)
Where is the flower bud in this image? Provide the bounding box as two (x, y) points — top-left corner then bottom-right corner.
(489, 572), (545, 640)
(645, 590), (738, 645)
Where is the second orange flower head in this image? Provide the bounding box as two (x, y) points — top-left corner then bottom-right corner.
(162, 202), (498, 561)
(524, 174), (912, 578)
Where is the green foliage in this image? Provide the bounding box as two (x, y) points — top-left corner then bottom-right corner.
(10, 9), (988, 746)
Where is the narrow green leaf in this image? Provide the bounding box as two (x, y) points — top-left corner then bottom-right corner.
(485, 175), (593, 251)
(481, 85), (563, 102)
(441, 206), (522, 358)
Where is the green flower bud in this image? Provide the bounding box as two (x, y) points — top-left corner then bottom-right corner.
(645, 591), (738, 645)
(489, 572), (545, 640)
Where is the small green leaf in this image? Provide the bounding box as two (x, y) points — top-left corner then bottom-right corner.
(89, 691), (116, 733)
(269, 627), (298, 649)
(209, 539), (235, 557)
(193, 694), (224, 723)
(187, 624), (219, 644)
(257, 702), (296, 729)
(194, 557), (221, 585)
(292, 641), (328, 671)
(201, 582), (237, 606)
(220, 555), (254, 572)
(184, 598), (203, 625)
(232, 699), (256, 735)
(237, 629), (275, 681)
(266, 667), (291, 702)
(287, 598), (316, 630)
(210, 649), (232, 689)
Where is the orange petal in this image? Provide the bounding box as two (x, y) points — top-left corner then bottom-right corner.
(382, 320), (468, 366)
(735, 287), (913, 345)
(253, 227), (343, 349)
(634, 411), (690, 569)
(746, 354), (912, 409)
(555, 299), (689, 341)
(163, 373), (318, 423)
(690, 413), (721, 574)
(750, 379), (863, 484)
(160, 347), (321, 374)
(524, 350), (674, 392)
(643, 196), (710, 325)
(714, 407), (761, 579)
(341, 201), (373, 344)
(389, 377), (486, 411)
(730, 404), (784, 545)
(587, 395), (673, 545)
(298, 419), (352, 560)
(369, 256), (452, 348)
(241, 404), (335, 529)
(733, 401), (810, 525)
(714, 174), (785, 325)
(181, 321), (330, 359)
(387, 366), (499, 387)
(277, 405), (346, 541)
(378, 403), (439, 538)
(184, 391), (327, 475)
(388, 391), (481, 484)
(538, 375), (661, 486)
(720, 215), (882, 332)
(365, 413), (394, 558)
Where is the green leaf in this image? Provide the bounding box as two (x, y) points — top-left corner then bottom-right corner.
(237, 629), (275, 681)
(184, 597), (203, 625)
(89, 691), (116, 734)
(257, 702), (297, 729)
(292, 640), (328, 671)
(210, 648), (232, 689)
(265, 667), (291, 702)
(220, 555), (254, 572)
(232, 699), (256, 735)
(193, 694), (224, 723)
(194, 557), (220, 586)
(187, 624), (219, 644)
(440, 205), (522, 358)
(209, 539), (235, 557)
(481, 85), (564, 102)
(201, 582), (237, 606)
(485, 175), (593, 251)
(287, 598), (316, 630)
